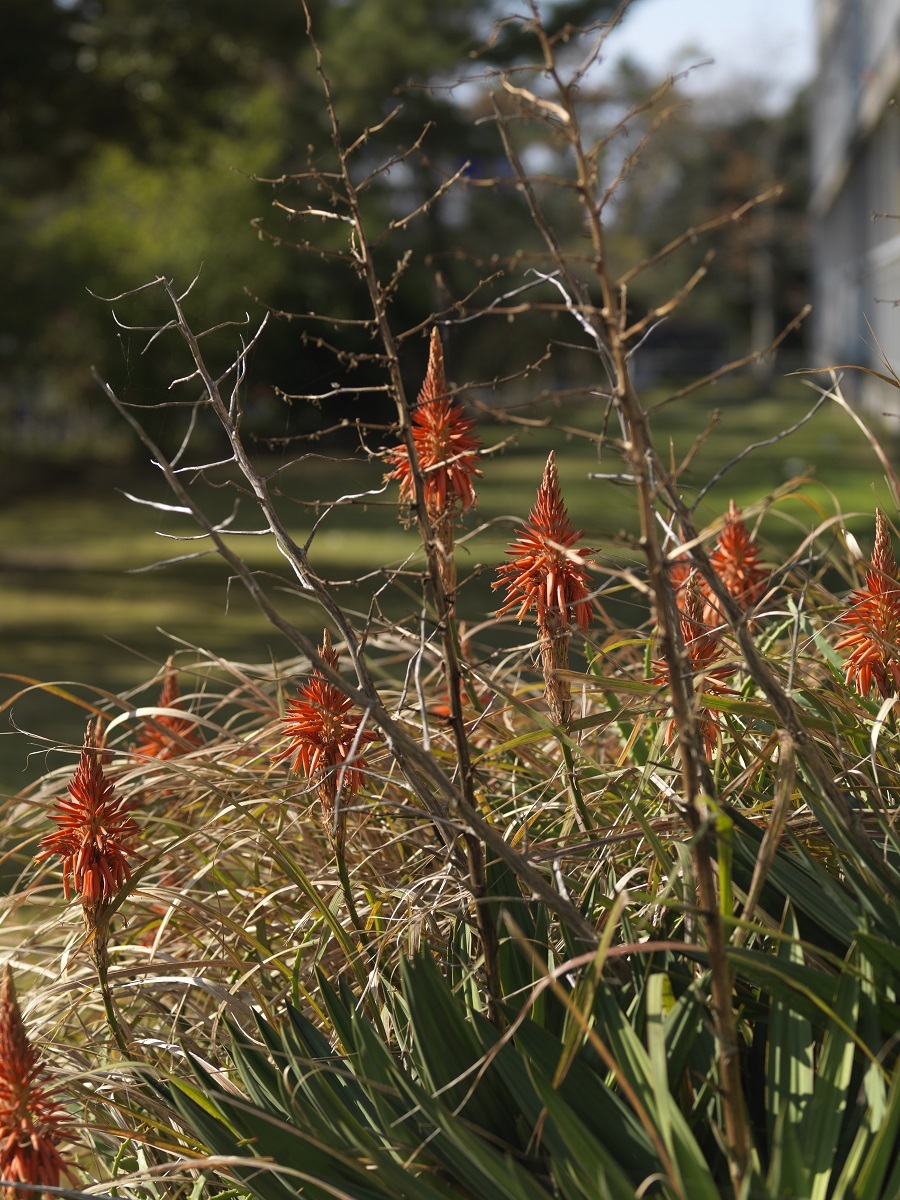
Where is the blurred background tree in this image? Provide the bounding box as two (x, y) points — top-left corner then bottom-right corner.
(0, 0), (808, 480)
(604, 59), (809, 388)
(0, 1), (821, 800)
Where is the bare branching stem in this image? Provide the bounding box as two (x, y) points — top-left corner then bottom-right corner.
(516, 8), (751, 1185)
(94, 363), (598, 949)
(301, 0), (505, 1018)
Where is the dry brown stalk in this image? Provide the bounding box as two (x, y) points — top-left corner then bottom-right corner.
(300, 4), (507, 1019)
(497, 7), (754, 1184)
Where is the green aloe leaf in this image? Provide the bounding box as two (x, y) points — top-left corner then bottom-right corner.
(727, 945), (838, 1022)
(766, 906), (813, 1153)
(255, 1009), (388, 1153)
(730, 814), (856, 949)
(186, 1045), (457, 1200)
(388, 1063), (552, 1200)
(228, 1020), (295, 1118)
(398, 952), (520, 1145)
(528, 1068), (647, 1200)
(508, 1018), (655, 1178)
(662, 978), (715, 1094)
(281, 1003), (377, 1124)
(831, 1060), (900, 1200)
(589, 982), (721, 1199)
(164, 1070), (331, 1200)
(316, 975), (430, 1142)
(806, 956), (860, 1200)
(487, 860), (541, 1008)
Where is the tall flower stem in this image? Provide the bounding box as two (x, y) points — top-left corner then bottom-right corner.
(335, 852), (369, 955)
(539, 607), (572, 726)
(560, 740), (591, 832)
(306, 15), (504, 1018)
(93, 937), (130, 1059)
(494, 451), (595, 827)
(498, 25), (752, 1186)
(541, 618), (592, 831)
(385, 332), (498, 974)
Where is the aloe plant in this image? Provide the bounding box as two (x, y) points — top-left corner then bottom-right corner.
(153, 841), (900, 1200)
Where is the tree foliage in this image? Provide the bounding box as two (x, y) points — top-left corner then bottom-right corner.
(1, 0), (806, 462)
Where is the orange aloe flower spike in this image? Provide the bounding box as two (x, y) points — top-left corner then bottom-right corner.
(0, 966), (72, 1200)
(836, 509), (900, 698)
(493, 451), (593, 631)
(385, 328), (482, 519)
(668, 552), (692, 600)
(36, 724), (140, 910)
(274, 630), (376, 803)
(704, 500), (767, 623)
(652, 572), (731, 756)
(135, 659), (200, 759)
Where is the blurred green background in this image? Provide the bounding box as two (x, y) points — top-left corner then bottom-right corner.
(2, 0), (809, 462)
(1, 1), (837, 792)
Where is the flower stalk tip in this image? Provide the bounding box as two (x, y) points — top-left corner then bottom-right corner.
(135, 658), (200, 759)
(703, 500), (767, 626)
(493, 451), (593, 723)
(275, 630), (376, 850)
(494, 451), (593, 631)
(0, 967), (72, 1199)
(386, 329), (482, 592)
(653, 571), (731, 757)
(36, 725), (140, 928)
(836, 509), (900, 698)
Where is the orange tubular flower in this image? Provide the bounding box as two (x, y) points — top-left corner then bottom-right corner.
(493, 451), (593, 631)
(836, 509), (900, 698)
(135, 660), (200, 759)
(653, 573), (731, 756)
(386, 328), (482, 520)
(0, 967), (72, 1200)
(493, 452), (593, 724)
(274, 631), (376, 844)
(703, 500), (767, 625)
(36, 726), (140, 912)
(668, 553), (692, 598)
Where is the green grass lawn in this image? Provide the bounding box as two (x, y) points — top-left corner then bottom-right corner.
(2, 374), (895, 792)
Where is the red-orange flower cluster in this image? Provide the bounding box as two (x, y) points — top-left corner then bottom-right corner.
(703, 500), (767, 625)
(836, 510), (900, 698)
(668, 553), (692, 598)
(36, 726), (140, 908)
(0, 967), (71, 1199)
(493, 451), (593, 630)
(275, 631), (376, 801)
(654, 572), (732, 756)
(135, 661), (200, 759)
(386, 328), (481, 519)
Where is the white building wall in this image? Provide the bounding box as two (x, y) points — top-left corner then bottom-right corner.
(812, 0), (900, 408)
